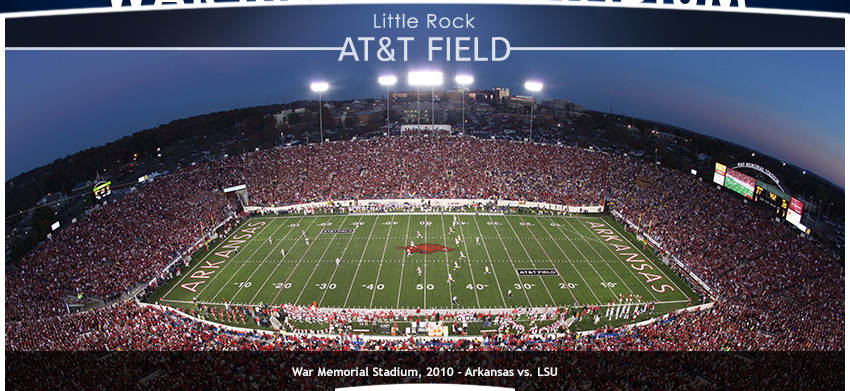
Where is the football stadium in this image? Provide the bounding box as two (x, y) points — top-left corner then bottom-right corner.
(7, 132), (843, 353)
(5, 49), (845, 390)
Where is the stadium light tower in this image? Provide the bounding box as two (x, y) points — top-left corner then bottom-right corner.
(525, 81), (542, 142)
(455, 75), (473, 136)
(378, 76), (397, 136)
(311, 82), (329, 143)
(409, 71), (443, 133)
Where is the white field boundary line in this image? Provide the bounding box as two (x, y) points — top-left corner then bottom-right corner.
(158, 299), (696, 313)
(545, 217), (620, 302)
(341, 214), (380, 308)
(269, 215), (338, 305)
(571, 217), (662, 303)
(486, 215), (533, 307)
(195, 219), (277, 299)
(517, 215), (579, 306)
(501, 215), (558, 306)
(470, 215), (508, 307)
(606, 216), (690, 301)
(564, 217), (658, 302)
(159, 219), (252, 300)
(456, 215), (482, 308)
(532, 215), (603, 305)
(369, 215), (396, 307)
(248, 216), (320, 304)
(226, 218), (294, 303)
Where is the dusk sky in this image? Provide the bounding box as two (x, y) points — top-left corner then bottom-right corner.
(5, 49), (845, 188)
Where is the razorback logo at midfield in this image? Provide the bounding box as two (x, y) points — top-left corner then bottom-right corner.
(398, 244), (455, 254)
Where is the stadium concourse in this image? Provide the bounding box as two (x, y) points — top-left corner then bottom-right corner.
(5, 135), (843, 351)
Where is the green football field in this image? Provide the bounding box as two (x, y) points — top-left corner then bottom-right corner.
(153, 212), (697, 313)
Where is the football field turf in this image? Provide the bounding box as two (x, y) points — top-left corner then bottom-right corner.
(155, 212), (697, 313)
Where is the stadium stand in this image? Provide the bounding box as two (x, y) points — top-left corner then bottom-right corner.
(5, 135), (843, 351)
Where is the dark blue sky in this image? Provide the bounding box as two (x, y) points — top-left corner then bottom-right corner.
(5, 50), (844, 187)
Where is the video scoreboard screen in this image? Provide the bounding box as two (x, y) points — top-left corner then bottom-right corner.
(754, 181), (789, 218)
(94, 181), (112, 200)
(723, 168), (755, 199)
(785, 197), (809, 233)
(713, 163), (727, 186)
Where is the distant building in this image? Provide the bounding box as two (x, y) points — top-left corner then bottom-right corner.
(541, 99), (567, 116)
(541, 99), (584, 117)
(567, 101), (584, 114)
(344, 100), (366, 112)
(400, 102), (446, 123)
(493, 87), (510, 104)
(506, 95), (536, 111)
(274, 108), (306, 126)
(350, 110), (383, 125)
(469, 102), (495, 113)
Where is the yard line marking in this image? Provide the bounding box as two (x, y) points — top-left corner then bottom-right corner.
(486, 215), (533, 307)
(439, 215), (455, 309)
(160, 218), (250, 300)
(369, 215), (395, 307)
(607, 217), (689, 301)
(470, 216), (507, 307)
(425, 216), (431, 307)
(270, 215), (337, 305)
(248, 216), (318, 304)
(533, 215), (601, 304)
(564, 218), (655, 302)
(501, 215), (558, 306)
(453, 214), (481, 308)
(342, 214), (380, 308)
(227, 218), (295, 303)
(395, 214), (412, 308)
(547, 216), (619, 301)
(317, 215), (362, 306)
(206, 219), (279, 301)
(518, 215), (578, 306)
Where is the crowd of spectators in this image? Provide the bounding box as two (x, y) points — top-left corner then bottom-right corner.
(8, 305), (841, 389)
(3, 298), (840, 355)
(5, 171), (236, 322)
(204, 136), (607, 207)
(5, 134), (843, 352)
(606, 155), (843, 350)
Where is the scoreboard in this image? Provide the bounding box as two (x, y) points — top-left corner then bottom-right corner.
(753, 181), (789, 218)
(94, 181), (112, 200)
(713, 163), (727, 186)
(723, 168), (756, 199)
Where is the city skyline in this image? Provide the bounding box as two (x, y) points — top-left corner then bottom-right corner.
(5, 50), (844, 188)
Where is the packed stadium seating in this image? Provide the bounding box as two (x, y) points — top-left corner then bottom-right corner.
(5, 135), (843, 351)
